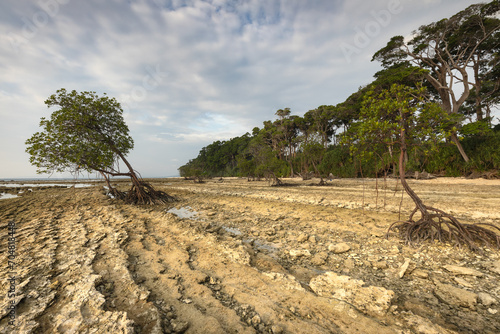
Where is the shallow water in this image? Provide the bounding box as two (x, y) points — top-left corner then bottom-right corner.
(167, 206), (198, 219)
(253, 239), (280, 253)
(0, 183), (93, 188)
(0, 193), (19, 200)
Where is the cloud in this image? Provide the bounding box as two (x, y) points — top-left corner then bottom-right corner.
(0, 0), (485, 178)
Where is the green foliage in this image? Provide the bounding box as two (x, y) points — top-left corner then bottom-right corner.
(319, 145), (357, 178)
(372, 0), (500, 165)
(180, 1), (500, 181)
(26, 89), (133, 175)
(178, 159), (204, 178)
(178, 134), (252, 178)
(460, 119), (494, 137)
(181, 88), (498, 180)
(463, 130), (500, 171)
(426, 130), (500, 174)
(237, 155), (257, 178)
(344, 84), (460, 178)
(372, 63), (428, 90)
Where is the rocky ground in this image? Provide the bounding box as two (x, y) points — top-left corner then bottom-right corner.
(0, 177), (499, 334)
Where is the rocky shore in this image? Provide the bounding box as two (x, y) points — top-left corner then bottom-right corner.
(1, 177), (499, 333)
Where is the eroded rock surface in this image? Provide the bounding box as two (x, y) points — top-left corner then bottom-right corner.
(1, 177), (499, 333)
(310, 271), (395, 317)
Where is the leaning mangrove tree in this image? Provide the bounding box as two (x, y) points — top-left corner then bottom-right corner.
(26, 89), (174, 204)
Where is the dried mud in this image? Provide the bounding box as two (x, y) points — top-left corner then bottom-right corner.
(1, 177), (499, 333)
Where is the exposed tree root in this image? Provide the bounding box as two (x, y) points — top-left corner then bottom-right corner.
(182, 176), (205, 183)
(387, 132), (500, 252)
(317, 178), (328, 186)
(270, 178), (283, 187)
(125, 180), (176, 205)
(387, 205), (500, 252)
(194, 176), (205, 184)
(108, 187), (126, 200)
(267, 172), (283, 187)
(102, 171), (176, 205)
(298, 172), (313, 181)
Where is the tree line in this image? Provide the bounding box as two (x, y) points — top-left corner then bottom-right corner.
(179, 1), (500, 182)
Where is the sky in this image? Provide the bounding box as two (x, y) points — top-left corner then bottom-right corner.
(0, 0), (487, 179)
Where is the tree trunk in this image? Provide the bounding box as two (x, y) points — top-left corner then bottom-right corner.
(106, 143), (175, 204)
(99, 171), (125, 199)
(473, 59), (483, 121)
(486, 105), (491, 121)
(100, 171), (113, 190)
(398, 138), (427, 215)
(270, 172), (283, 186)
(425, 72), (471, 162)
(388, 122), (500, 251)
(379, 84), (500, 250)
(450, 132), (470, 162)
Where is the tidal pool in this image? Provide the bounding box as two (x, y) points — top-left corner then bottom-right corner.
(0, 193), (19, 200)
(0, 183), (94, 188)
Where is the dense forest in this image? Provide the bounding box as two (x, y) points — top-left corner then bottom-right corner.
(179, 1), (500, 182)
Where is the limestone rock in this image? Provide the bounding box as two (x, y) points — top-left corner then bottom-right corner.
(433, 281), (477, 309)
(443, 265), (483, 277)
(262, 272), (305, 291)
(51, 274), (136, 333)
(308, 235), (318, 243)
(398, 258), (411, 278)
(372, 260), (388, 270)
(412, 269), (429, 279)
(251, 314), (261, 325)
(328, 243), (351, 254)
(404, 314), (456, 334)
(309, 271), (394, 317)
(478, 292), (497, 306)
(220, 244), (251, 266)
(343, 258), (355, 270)
(454, 277), (473, 288)
(289, 249), (311, 258)
(311, 252), (328, 266)
(297, 233), (309, 243)
(487, 260), (500, 275)
(170, 319), (190, 333)
(253, 253), (287, 273)
(271, 325), (284, 334)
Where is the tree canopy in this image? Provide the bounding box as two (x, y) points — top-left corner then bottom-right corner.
(26, 89), (133, 175)
(372, 0), (500, 161)
(356, 83), (500, 250)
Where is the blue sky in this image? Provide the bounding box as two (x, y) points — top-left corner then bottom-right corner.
(0, 0), (484, 178)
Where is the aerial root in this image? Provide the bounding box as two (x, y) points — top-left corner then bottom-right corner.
(387, 206), (500, 252)
(108, 186), (126, 200)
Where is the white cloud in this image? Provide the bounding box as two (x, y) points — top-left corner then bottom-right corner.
(0, 0), (485, 178)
